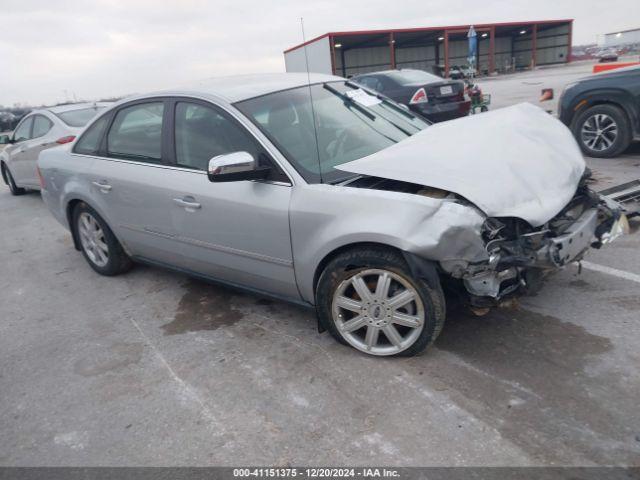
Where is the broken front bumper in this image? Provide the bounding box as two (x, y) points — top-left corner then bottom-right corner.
(461, 197), (627, 300)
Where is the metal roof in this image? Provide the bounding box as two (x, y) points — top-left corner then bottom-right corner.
(284, 19), (573, 53)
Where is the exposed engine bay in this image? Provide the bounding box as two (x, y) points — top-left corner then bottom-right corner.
(345, 173), (626, 307)
(456, 176), (625, 306)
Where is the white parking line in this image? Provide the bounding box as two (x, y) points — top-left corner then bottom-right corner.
(581, 261), (640, 284)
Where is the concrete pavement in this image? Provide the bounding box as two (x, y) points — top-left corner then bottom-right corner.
(1, 67), (640, 465)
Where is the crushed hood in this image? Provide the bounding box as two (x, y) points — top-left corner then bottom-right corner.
(337, 103), (585, 226)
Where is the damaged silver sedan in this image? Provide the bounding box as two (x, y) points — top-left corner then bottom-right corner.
(38, 73), (627, 357)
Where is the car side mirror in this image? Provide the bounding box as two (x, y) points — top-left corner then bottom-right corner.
(207, 151), (270, 183)
(0, 134), (11, 145)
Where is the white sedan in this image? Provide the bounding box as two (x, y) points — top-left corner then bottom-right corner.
(1, 102), (109, 195)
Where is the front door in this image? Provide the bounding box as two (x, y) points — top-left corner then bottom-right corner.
(168, 100), (298, 300)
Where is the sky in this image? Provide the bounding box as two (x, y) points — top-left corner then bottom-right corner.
(1, 0), (638, 106)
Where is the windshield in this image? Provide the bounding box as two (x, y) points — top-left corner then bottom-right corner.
(385, 70), (443, 86)
(235, 82), (429, 183)
(55, 106), (107, 127)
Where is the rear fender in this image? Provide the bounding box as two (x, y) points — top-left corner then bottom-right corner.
(290, 184), (487, 304)
(61, 184), (117, 252)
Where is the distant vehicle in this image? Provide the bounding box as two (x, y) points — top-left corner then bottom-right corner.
(597, 49), (619, 63)
(1, 103), (109, 195)
(558, 65), (640, 158)
(38, 73), (625, 357)
(351, 69), (471, 122)
(448, 64), (476, 80)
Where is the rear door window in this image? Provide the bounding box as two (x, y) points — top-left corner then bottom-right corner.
(74, 115), (110, 155)
(13, 117), (33, 142)
(32, 115), (53, 138)
(358, 76), (384, 92)
(107, 102), (164, 162)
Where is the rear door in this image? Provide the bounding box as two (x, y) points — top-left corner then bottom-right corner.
(87, 100), (187, 265)
(167, 99), (298, 299)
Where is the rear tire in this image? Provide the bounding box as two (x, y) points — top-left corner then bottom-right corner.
(73, 202), (132, 276)
(316, 247), (446, 357)
(572, 104), (631, 158)
(2, 163), (26, 196)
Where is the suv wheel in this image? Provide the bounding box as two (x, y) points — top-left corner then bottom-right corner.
(2, 163), (26, 196)
(73, 203), (132, 276)
(316, 247), (445, 357)
(573, 104), (631, 158)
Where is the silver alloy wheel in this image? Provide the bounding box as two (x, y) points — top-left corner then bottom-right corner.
(78, 212), (109, 267)
(331, 268), (425, 356)
(581, 113), (618, 152)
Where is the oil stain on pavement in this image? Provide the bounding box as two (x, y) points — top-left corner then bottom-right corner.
(161, 279), (244, 335)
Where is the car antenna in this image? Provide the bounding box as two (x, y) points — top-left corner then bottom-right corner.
(300, 17), (324, 183)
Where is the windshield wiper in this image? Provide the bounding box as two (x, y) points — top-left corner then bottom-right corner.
(323, 83), (404, 143)
(323, 84), (375, 120)
(340, 82), (418, 137)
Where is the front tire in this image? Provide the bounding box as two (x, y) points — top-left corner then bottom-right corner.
(2, 163), (26, 196)
(316, 247), (445, 357)
(573, 104), (631, 158)
(73, 203), (132, 276)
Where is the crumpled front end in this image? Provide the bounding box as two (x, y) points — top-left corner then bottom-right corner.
(440, 177), (627, 305)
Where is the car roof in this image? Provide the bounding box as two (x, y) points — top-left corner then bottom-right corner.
(354, 69), (418, 77)
(354, 70), (390, 77)
(155, 72), (344, 103)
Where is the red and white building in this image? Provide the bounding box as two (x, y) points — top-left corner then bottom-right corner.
(284, 20), (573, 77)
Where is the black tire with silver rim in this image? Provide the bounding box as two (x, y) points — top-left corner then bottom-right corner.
(72, 202), (132, 276)
(1, 163), (26, 196)
(573, 104), (631, 158)
(316, 247), (446, 357)
(78, 211), (109, 267)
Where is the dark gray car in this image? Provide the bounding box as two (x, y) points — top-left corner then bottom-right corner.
(351, 69), (471, 122)
(558, 65), (640, 158)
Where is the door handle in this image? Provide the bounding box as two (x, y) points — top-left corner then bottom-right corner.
(92, 181), (112, 193)
(173, 197), (201, 211)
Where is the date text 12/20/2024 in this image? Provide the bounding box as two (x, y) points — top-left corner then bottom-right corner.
(233, 469), (400, 478)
